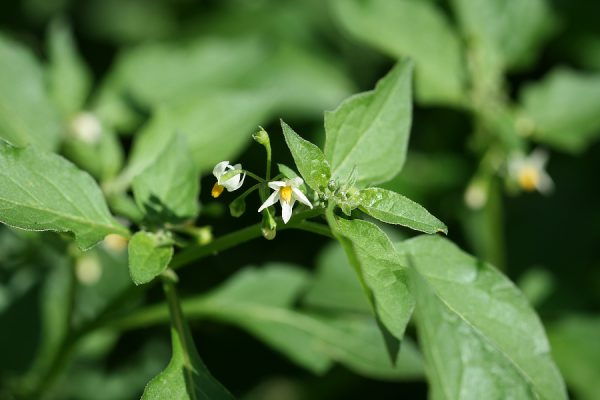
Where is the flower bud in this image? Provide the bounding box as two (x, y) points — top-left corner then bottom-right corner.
(261, 211), (277, 240)
(252, 127), (270, 146)
(229, 196), (246, 218)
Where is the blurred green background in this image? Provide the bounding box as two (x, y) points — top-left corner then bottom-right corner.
(1, 0), (600, 399)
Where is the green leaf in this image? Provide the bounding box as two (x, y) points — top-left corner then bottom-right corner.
(128, 231), (173, 286)
(547, 315), (600, 400)
(520, 68), (600, 152)
(397, 236), (566, 400)
(143, 281), (234, 400)
(0, 141), (128, 249)
(115, 92), (273, 191)
(281, 120), (331, 192)
(450, 0), (556, 71)
(47, 19), (92, 116)
(358, 187), (447, 234)
(132, 134), (199, 223)
(330, 217), (414, 342)
(0, 33), (63, 151)
(330, 0), (466, 105)
(324, 61), (413, 187)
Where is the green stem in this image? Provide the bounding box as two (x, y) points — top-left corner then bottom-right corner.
(265, 140), (272, 182)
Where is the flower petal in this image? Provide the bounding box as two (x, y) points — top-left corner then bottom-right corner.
(213, 161), (230, 178)
(292, 187), (312, 208)
(258, 190), (280, 212)
(281, 199), (293, 223)
(530, 148), (549, 168)
(222, 174), (241, 191)
(288, 176), (304, 188)
(537, 172), (555, 194)
(268, 181), (287, 190)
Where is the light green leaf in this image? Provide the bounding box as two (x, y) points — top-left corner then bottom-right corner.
(324, 61), (413, 187)
(451, 0), (556, 71)
(330, 0), (466, 105)
(115, 92), (273, 191)
(547, 315), (600, 400)
(359, 187), (447, 234)
(0, 33), (63, 151)
(143, 282), (234, 400)
(520, 68), (600, 152)
(397, 236), (566, 400)
(47, 19), (92, 116)
(0, 141), (128, 249)
(128, 231), (173, 286)
(281, 120), (331, 192)
(132, 134), (199, 223)
(331, 217), (414, 342)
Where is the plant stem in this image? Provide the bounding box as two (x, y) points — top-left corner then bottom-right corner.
(265, 139), (272, 182)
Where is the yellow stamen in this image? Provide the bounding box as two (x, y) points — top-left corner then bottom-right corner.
(211, 182), (225, 198)
(280, 186), (293, 204)
(518, 166), (539, 192)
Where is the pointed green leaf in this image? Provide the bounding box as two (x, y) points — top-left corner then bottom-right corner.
(520, 68), (600, 152)
(132, 134), (199, 223)
(128, 231), (173, 285)
(397, 236), (567, 400)
(330, 217), (414, 342)
(359, 187), (447, 234)
(324, 61), (413, 187)
(330, 0), (466, 105)
(47, 19), (92, 116)
(0, 141), (128, 249)
(0, 34), (63, 151)
(281, 120), (331, 192)
(143, 282), (234, 400)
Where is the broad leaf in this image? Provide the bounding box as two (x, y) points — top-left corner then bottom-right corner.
(331, 217), (414, 342)
(132, 134), (199, 223)
(142, 282), (233, 400)
(330, 0), (466, 105)
(0, 34), (63, 151)
(359, 187), (447, 234)
(0, 142), (128, 249)
(451, 0), (556, 71)
(47, 19), (92, 116)
(115, 91), (273, 191)
(128, 231), (173, 286)
(547, 315), (600, 400)
(281, 120), (331, 192)
(324, 61), (413, 187)
(520, 68), (600, 152)
(397, 236), (566, 400)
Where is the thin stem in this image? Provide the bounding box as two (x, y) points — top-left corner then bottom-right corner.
(232, 182), (261, 203)
(265, 139), (272, 182)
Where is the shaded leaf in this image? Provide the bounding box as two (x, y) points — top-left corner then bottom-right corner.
(397, 236), (566, 400)
(324, 61), (413, 187)
(359, 187), (447, 234)
(331, 0), (466, 105)
(128, 231), (173, 286)
(0, 142), (128, 249)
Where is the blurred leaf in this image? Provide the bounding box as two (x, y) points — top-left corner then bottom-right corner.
(397, 236), (566, 400)
(517, 268), (555, 308)
(47, 19), (92, 116)
(302, 242), (371, 313)
(324, 61), (413, 187)
(128, 232), (173, 286)
(142, 281), (234, 400)
(281, 120), (331, 192)
(331, 217), (414, 343)
(0, 141), (129, 249)
(132, 134), (199, 223)
(548, 315), (600, 400)
(359, 187), (447, 234)
(331, 0), (466, 105)
(450, 0), (556, 70)
(0, 34), (63, 151)
(116, 92), (273, 191)
(520, 68), (600, 152)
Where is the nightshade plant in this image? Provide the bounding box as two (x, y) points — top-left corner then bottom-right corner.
(1, 1), (599, 399)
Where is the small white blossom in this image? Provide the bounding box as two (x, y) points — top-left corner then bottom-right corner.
(508, 149), (554, 194)
(212, 161), (246, 198)
(258, 177), (312, 223)
(70, 112), (103, 144)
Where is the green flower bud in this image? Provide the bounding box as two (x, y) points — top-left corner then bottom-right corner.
(261, 210), (277, 240)
(253, 126), (270, 146)
(229, 196), (246, 218)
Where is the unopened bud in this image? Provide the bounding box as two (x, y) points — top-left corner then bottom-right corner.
(261, 211), (277, 240)
(253, 127), (270, 146)
(229, 196), (246, 218)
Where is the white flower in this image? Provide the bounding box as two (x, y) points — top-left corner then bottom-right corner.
(70, 112), (102, 144)
(258, 177), (312, 223)
(508, 149), (554, 194)
(212, 161), (246, 198)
